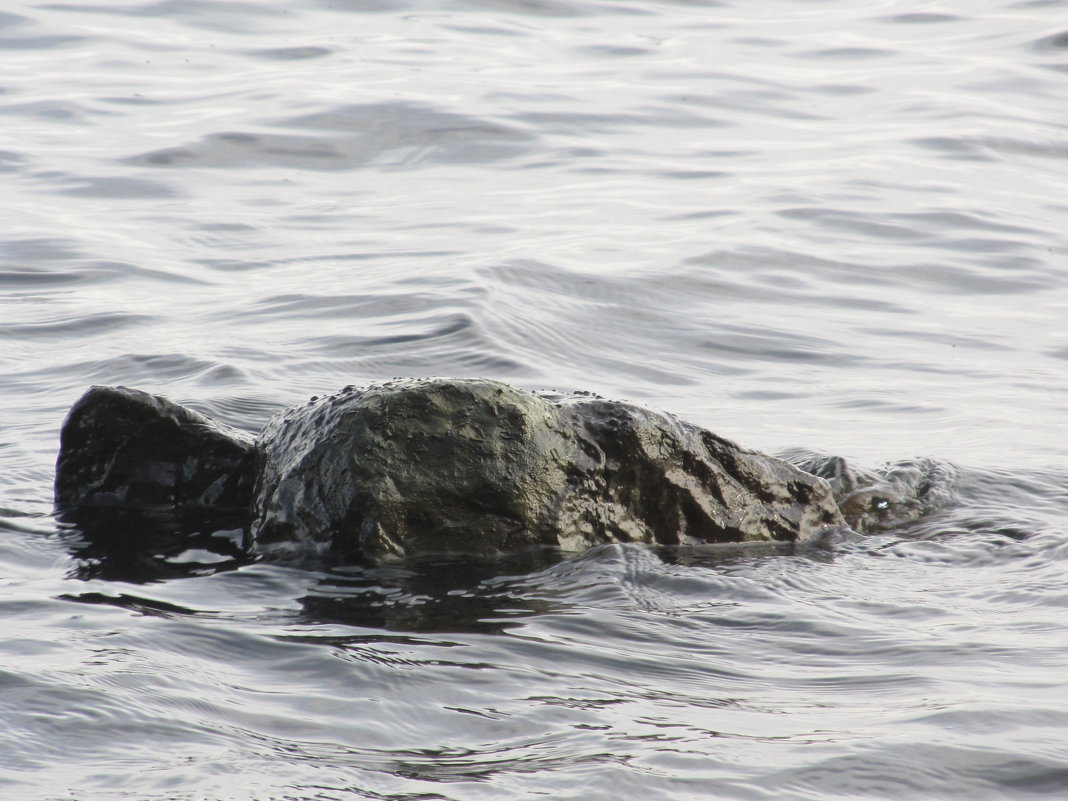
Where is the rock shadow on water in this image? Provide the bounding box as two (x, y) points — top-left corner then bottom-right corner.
(54, 506), (249, 583)
(295, 549), (574, 635)
(54, 508), (576, 634)
(52, 503), (827, 636)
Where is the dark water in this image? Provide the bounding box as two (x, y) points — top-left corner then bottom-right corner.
(3, 1), (1068, 798)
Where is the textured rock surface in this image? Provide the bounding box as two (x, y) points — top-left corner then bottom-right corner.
(54, 379), (846, 562)
(251, 378), (845, 560)
(54, 385), (256, 512)
(782, 449), (957, 534)
(251, 379), (575, 560)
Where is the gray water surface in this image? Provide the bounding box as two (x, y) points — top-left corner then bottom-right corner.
(2, 1), (1068, 799)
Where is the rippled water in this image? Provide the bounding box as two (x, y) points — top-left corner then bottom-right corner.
(3, 1), (1068, 798)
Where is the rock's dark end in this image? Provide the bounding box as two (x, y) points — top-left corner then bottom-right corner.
(54, 385), (257, 513)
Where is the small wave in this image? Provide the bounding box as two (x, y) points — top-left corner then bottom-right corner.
(128, 102), (535, 171)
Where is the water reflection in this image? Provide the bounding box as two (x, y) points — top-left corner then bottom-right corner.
(298, 551), (571, 634)
(55, 507), (572, 632)
(55, 507), (248, 583)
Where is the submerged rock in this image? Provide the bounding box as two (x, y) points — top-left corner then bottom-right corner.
(55, 379), (846, 562)
(782, 449), (957, 534)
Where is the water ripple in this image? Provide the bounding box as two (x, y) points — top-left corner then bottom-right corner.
(4, 0), (1068, 798)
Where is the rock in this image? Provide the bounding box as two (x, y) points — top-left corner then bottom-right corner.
(251, 378), (845, 560)
(781, 449), (956, 534)
(54, 385), (256, 512)
(54, 379), (846, 563)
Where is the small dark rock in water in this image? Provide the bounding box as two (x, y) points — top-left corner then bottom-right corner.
(55, 378), (845, 563)
(54, 385), (256, 512)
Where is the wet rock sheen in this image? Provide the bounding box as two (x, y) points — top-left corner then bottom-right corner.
(56, 379), (845, 561)
(55, 385), (256, 512)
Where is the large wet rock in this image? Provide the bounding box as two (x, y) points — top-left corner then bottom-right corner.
(250, 378), (844, 560)
(55, 379), (846, 562)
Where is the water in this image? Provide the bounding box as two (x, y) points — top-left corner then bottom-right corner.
(2, 0), (1068, 798)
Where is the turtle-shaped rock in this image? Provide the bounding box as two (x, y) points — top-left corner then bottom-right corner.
(55, 378), (846, 562)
